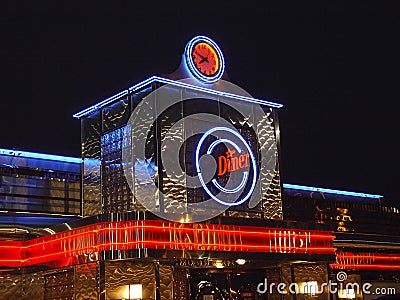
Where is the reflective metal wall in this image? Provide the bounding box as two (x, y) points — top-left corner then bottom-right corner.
(283, 263), (330, 300)
(81, 81), (282, 220)
(44, 269), (75, 300)
(75, 262), (99, 300)
(105, 260), (154, 299)
(0, 263), (98, 300)
(0, 154), (80, 215)
(82, 113), (102, 216)
(0, 261), (334, 299)
(104, 260), (174, 300)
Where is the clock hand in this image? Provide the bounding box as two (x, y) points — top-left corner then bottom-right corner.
(195, 51), (207, 60)
(199, 57), (209, 64)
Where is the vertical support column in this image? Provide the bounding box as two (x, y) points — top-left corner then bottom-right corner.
(290, 264), (296, 300)
(154, 263), (161, 300)
(281, 264), (295, 300)
(173, 267), (190, 300)
(99, 261), (106, 300)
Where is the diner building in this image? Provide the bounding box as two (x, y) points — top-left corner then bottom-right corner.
(0, 36), (398, 300)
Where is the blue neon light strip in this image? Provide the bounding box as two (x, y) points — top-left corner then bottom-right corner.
(0, 148), (82, 164)
(283, 183), (383, 199)
(73, 76), (283, 119)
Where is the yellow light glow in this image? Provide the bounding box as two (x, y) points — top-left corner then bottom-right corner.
(120, 284), (142, 299)
(215, 260), (224, 268)
(296, 281), (319, 295)
(338, 288), (355, 299)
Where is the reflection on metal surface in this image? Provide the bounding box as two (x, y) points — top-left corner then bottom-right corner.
(159, 264), (173, 300)
(0, 264), (97, 300)
(173, 267), (189, 300)
(75, 262), (99, 300)
(22, 272), (44, 299)
(293, 264), (329, 300)
(0, 149), (81, 215)
(44, 270), (74, 300)
(101, 127), (146, 214)
(79, 77), (283, 220)
(0, 273), (22, 299)
(121, 81), (281, 222)
(82, 114), (102, 216)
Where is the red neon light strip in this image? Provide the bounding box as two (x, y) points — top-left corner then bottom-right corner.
(0, 225), (333, 249)
(331, 251), (400, 270)
(330, 264), (400, 270)
(336, 252), (400, 260)
(0, 220), (335, 267)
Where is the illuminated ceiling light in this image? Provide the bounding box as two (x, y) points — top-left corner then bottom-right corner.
(235, 259), (246, 265)
(283, 183), (383, 199)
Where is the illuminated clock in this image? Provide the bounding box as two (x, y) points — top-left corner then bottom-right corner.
(184, 36), (225, 83)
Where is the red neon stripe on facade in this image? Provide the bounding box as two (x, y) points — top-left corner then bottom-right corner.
(331, 252), (400, 270)
(330, 264), (400, 270)
(0, 220), (335, 267)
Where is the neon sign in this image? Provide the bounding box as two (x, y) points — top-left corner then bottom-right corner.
(217, 149), (250, 176)
(195, 127), (257, 206)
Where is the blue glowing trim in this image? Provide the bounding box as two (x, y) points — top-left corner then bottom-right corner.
(0, 148), (81, 164)
(73, 90), (129, 118)
(184, 35), (225, 83)
(73, 76), (283, 119)
(283, 183), (383, 199)
(195, 127), (257, 206)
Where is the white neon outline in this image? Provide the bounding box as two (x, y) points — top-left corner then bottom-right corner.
(73, 76), (283, 119)
(195, 126), (257, 206)
(184, 36), (225, 83)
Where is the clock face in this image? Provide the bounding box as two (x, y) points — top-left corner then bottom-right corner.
(185, 36), (225, 83)
(191, 42), (219, 77)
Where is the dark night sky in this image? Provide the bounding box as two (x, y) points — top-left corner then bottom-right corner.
(1, 1), (399, 203)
